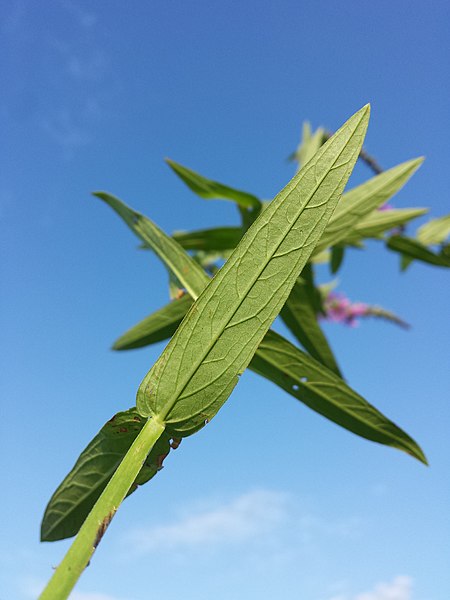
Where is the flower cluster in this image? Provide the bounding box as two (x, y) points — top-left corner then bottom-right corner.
(323, 292), (369, 327)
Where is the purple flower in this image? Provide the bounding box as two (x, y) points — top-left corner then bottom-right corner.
(323, 292), (368, 327)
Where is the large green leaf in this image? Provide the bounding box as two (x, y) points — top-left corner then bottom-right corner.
(251, 330), (426, 462)
(172, 226), (242, 251)
(166, 158), (262, 211)
(387, 235), (450, 269)
(314, 157), (423, 254)
(343, 207), (428, 243)
(41, 409), (174, 542)
(280, 277), (341, 375)
(136, 106), (370, 435)
(417, 213), (450, 246)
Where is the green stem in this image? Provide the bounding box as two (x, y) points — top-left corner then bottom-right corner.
(39, 416), (165, 600)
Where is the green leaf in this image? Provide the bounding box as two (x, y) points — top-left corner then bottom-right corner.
(41, 409), (175, 542)
(172, 226), (242, 251)
(113, 295), (193, 351)
(343, 207), (428, 242)
(417, 213), (450, 246)
(292, 122), (327, 168)
(387, 235), (450, 268)
(330, 245), (345, 273)
(137, 106), (370, 435)
(250, 330), (427, 463)
(166, 158), (262, 211)
(314, 157), (423, 254)
(93, 192), (208, 300)
(280, 277), (341, 375)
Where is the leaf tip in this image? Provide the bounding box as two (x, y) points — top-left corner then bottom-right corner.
(92, 191), (106, 201)
(413, 448), (429, 466)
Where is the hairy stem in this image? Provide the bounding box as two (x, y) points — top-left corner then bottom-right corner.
(39, 416), (165, 600)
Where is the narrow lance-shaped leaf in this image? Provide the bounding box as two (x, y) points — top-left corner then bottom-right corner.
(166, 158), (261, 210)
(387, 235), (450, 269)
(314, 157), (423, 254)
(172, 226), (243, 251)
(417, 213), (450, 246)
(166, 157), (262, 231)
(113, 294), (193, 351)
(280, 277), (342, 375)
(137, 106), (370, 435)
(251, 330), (426, 462)
(93, 192), (208, 300)
(343, 207), (428, 243)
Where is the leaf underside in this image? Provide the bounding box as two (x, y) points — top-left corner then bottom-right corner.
(137, 106), (370, 436)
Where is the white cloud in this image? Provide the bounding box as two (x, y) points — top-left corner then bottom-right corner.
(70, 592), (130, 600)
(356, 576), (413, 600)
(22, 577), (132, 600)
(127, 489), (288, 554)
(328, 576), (413, 600)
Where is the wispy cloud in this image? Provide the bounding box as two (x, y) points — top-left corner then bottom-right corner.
(23, 577), (134, 600)
(70, 592), (131, 600)
(2, 2), (111, 157)
(127, 489), (288, 554)
(61, 0), (97, 29)
(328, 576), (413, 600)
(125, 487), (363, 559)
(356, 576), (413, 600)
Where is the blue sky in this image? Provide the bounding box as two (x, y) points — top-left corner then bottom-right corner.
(1, 1), (449, 599)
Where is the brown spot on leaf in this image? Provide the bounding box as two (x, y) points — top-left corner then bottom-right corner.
(119, 427), (128, 433)
(156, 452), (169, 470)
(93, 508), (116, 550)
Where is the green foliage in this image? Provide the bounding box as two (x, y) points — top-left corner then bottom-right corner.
(313, 158), (423, 254)
(40, 104), (446, 599)
(417, 214), (450, 245)
(387, 235), (450, 269)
